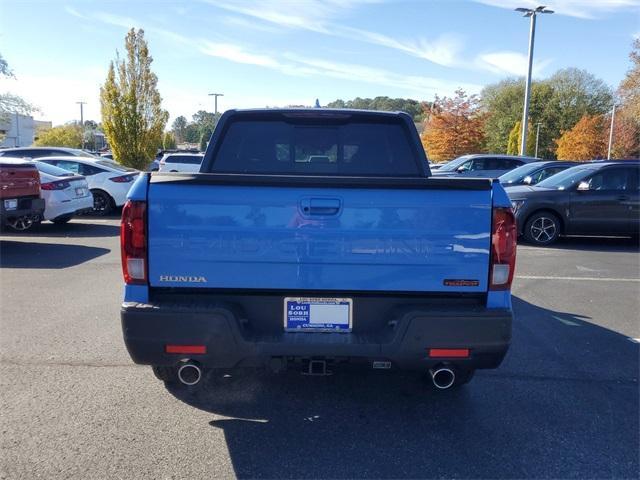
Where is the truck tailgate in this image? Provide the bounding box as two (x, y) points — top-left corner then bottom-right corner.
(147, 180), (492, 293)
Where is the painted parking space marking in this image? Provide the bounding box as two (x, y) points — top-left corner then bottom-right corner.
(551, 315), (581, 327)
(517, 275), (640, 283)
(628, 338), (640, 344)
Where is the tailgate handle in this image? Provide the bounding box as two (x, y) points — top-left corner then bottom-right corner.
(302, 198), (342, 216)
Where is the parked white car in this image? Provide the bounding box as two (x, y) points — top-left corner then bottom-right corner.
(38, 156), (138, 215)
(0, 146), (100, 159)
(159, 153), (204, 173)
(33, 162), (93, 223)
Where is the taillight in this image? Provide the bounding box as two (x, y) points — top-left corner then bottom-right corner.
(489, 207), (517, 290)
(110, 175), (134, 183)
(121, 200), (147, 285)
(40, 180), (71, 190)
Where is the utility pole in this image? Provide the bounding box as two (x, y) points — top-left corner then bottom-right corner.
(534, 122), (542, 158)
(208, 93), (224, 116)
(76, 101), (86, 150)
(515, 6), (553, 156)
(607, 104), (616, 160)
(15, 112), (20, 147)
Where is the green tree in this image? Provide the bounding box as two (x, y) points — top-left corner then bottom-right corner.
(506, 121), (520, 155)
(481, 69), (612, 159)
(34, 123), (82, 148)
(0, 52), (38, 143)
(0, 53), (12, 77)
(183, 123), (200, 143)
(171, 115), (188, 143)
(326, 96), (429, 122)
(506, 121), (537, 156)
(100, 29), (168, 169)
(199, 127), (213, 152)
(163, 132), (176, 149)
(610, 39), (640, 159)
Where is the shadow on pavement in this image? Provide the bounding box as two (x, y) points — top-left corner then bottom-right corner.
(166, 296), (639, 479)
(526, 235), (640, 253)
(0, 240), (110, 268)
(1, 221), (120, 238)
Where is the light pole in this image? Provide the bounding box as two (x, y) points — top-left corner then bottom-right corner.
(534, 122), (542, 158)
(76, 101), (86, 150)
(515, 6), (553, 156)
(607, 104), (617, 160)
(208, 93), (224, 116)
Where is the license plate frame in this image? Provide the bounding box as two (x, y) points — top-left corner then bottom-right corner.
(3, 199), (18, 210)
(284, 297), (353, 332)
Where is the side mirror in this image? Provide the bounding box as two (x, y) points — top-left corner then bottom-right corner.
(456, 166), (466, 173)
(577, 181), (590, 191)
(523, 175), (533, 185)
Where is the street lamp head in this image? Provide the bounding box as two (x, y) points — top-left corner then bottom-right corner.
(515, 6), (553, 16)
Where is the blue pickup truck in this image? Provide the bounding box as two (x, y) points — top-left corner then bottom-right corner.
(120, 109), (516, 390)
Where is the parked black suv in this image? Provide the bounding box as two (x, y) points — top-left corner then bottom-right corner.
(505, 161), (640, 245)
(499, 160), (578, 187)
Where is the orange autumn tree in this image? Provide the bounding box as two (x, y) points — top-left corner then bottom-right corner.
(556, 114), (607, 160)
(610, 38), (640, 158)
(421, 89), (485, 162)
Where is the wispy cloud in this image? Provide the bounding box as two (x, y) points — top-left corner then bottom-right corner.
(476, 51), (553, 76)
(219, 15), (283, 34)
(66, 3), (479, 95)
(205, 0), (464, 67)
(472, 0), (640, 19)
(333, 27), (464, 67)
(93, 12), (140, 29)
(197, 40), (482, 96)
(204, 0), (378, 33)
(64, 5), (88, 20)
(199, 42), (280, 67)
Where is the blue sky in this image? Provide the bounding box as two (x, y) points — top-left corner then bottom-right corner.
(1, 0), (638, 125)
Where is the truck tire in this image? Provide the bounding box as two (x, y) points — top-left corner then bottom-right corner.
(523, 211), (560, 246)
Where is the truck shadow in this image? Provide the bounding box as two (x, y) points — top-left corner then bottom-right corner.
(0, 240), (110, 268)
(166, 296), (639, 479)
(524, 235), (639, 252)
(25, 221), (120, 238)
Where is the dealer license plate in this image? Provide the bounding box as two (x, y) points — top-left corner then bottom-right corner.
(284, 297), (352, 332)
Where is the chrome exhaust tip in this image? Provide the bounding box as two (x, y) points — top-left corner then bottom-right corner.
(430, 366), (456, 390)
(177, 361), (202, 386)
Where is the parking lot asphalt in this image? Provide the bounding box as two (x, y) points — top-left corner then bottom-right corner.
(1, 218), (638, 479)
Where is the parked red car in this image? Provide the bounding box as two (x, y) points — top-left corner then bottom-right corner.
(0, 158), (45, 231)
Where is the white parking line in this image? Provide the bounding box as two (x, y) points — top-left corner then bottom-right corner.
(628, 338), (640, 344)
(517, 275), (640, 283)
(551, 315), (581, 327)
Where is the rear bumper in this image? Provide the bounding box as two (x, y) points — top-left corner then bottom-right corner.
(1, 197), (45, 223)
(121, 301), (512, 372)
(43, 194), (93, 221)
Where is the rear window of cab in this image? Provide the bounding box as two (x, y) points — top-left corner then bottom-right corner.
(209, 120), (421, 177)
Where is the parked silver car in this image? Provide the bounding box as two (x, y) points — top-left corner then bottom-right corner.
(431, 154), (539, 178)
